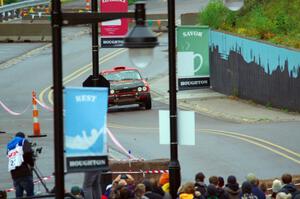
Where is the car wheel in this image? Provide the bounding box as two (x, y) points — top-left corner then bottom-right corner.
(145, 95), (152, 110)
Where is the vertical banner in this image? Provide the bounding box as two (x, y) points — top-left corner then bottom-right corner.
(100, 0), (128, 48)
(64, 87), (109, 172)
(177, 26), (210, 90)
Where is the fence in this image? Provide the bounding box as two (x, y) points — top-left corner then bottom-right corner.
(209, 30), (300, 112)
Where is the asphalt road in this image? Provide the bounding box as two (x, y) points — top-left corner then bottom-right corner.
(1, 0), (300, 197)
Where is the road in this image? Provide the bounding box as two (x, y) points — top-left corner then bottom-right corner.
(0, 0), (300, 197)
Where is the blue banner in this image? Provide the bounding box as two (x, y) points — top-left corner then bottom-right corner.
(64, 87), (108, 158)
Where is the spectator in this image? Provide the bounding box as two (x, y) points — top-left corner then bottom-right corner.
(82, 171), (102, 199)
(0, 190), (7, 199)
(159, 173), (170, 193)
(279, 174), (298, 196)
(71, 185), (84, 199)
(269, 179), (282, 199)
(224, 175), (241, 199)
(276, 192), (292, 199)
(241, 181), (258, 199)
(218, 177), (225, 188)
(208, 176), (228, 199)
(206, 184), (218, 199)
(7, 132), (35, 198)
(260, 183), (268, 197)
(142, 179), (163, 199)
(195, 172), (207, 196)
(178, 182), (195, 199)
(246, 173), (266, 199)
(134, 183), (146, 199)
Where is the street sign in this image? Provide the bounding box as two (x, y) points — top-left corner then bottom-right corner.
(64, 87), (109, 172)
(177, 26), (210, 90)
(100, 0), (128, 47)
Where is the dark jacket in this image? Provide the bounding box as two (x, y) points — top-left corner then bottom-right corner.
(250, 186), (265, 199)
(145, 191), (163, 199)
(195, 182), (208, 196)
(7, 137), (34, 180)
(280, 184), (298, 195)
(224, 183), (241, 199)
(217, 187), (229, 199)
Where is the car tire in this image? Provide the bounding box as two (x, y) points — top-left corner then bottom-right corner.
(145, 95), (152, 110)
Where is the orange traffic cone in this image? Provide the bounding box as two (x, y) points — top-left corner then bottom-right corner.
(28, 91), (47, 138)
(85, 0), (91, 11)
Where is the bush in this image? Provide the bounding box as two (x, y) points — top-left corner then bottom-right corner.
(198, 0), (229, 29)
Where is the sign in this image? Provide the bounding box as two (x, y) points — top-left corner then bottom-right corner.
(100, 37), (124, 48)
(100, 0), (128, 47)
(178, 77), (210, 90)
(159, 110), (195, 146)
(64, 87), (109, 172)
(177, 26), (210, 90)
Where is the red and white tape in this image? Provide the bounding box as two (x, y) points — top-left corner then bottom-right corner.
(5, 175), (54, 193)
(0, 100), (30, 116)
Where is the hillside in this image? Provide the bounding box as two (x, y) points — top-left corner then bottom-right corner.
(198, 0), (300, 49)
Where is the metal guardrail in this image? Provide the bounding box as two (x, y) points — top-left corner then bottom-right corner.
(0, 0), (49, 14)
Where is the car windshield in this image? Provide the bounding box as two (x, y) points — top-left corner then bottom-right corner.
(104, 70), (142, 81)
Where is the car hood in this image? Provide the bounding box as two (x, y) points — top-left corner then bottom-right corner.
(110, 79), (145, 90)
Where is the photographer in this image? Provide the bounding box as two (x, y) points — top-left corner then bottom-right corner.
(7, 132), (35, 198)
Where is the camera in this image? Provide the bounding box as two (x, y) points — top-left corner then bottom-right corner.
(30, 142), (43, 160)
(121, 174), (128, 180)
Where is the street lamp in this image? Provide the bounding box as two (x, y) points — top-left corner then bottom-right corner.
(166, 0), (244, 198)
(51, 1), (158, 198)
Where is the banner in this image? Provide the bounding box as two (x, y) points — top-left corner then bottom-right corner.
(100, 0), (128, 47)
(64, 87), (108, 172)
(177, 26), (210, 90)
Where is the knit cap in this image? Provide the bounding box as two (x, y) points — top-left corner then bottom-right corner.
(159, 173), (169, 186)
(272, 179), (282, 193)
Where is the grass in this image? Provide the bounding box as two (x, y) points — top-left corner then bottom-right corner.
(198, 0), (300, 49)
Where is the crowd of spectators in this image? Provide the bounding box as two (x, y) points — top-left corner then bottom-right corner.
(76, 172), (298, 199)
(1, 172), (299, 199)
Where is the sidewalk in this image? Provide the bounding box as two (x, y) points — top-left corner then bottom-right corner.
(149, 75), (300, 123)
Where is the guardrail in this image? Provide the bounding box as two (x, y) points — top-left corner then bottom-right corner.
(0, 0), (49, 21)
(0, 0), (48, 13)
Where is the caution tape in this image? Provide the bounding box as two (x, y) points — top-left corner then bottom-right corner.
(0, 99), (30, 116)
(33, 97), (53, 112)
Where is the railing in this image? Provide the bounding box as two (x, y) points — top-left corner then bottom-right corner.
(0, 0), (48, 13)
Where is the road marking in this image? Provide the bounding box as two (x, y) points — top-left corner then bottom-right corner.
(107, 123), (300, 165)
(38, 48), (127, 105)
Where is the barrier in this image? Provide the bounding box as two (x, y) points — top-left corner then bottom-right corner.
(28, 91), (47, 137)
(0, 23), (51, 42)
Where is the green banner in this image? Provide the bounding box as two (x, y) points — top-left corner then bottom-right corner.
(177, 26), (210, 77)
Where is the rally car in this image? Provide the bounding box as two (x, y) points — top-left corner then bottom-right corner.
(100, 66), (152, 110)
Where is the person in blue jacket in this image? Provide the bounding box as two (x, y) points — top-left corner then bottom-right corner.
(7, 132), (35, 198)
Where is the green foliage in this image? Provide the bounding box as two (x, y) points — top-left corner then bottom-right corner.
(4, 0), (18, 5)
(198, 0), (300, 49)
(198, 0), (229, 29)
(128, 0), (137, 5)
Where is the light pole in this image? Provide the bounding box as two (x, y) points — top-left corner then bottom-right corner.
(166, 0), (244, 198)
(167, 0), (181, 198)
(51, 1), (158, 198)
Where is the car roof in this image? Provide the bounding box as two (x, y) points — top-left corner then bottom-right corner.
(101, 66), (139, 74)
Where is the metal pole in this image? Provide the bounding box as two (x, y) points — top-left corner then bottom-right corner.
(51, 0), (65, 197)
(167, 0), (181, 198)
(91, 0), (99, 82)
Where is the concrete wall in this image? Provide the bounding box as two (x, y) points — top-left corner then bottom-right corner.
(0, 23), (51, 42)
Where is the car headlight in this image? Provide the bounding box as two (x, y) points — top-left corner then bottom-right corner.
(142, 86), (147, 91)
(110, 89), (115, 94)
(137, 87), (142, 92)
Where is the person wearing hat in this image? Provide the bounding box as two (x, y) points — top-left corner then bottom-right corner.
(268, 179), (282, 199)
(246, 173), (266, 199)
(6, 132), (35, 198)
(224, 175), (241, 199)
